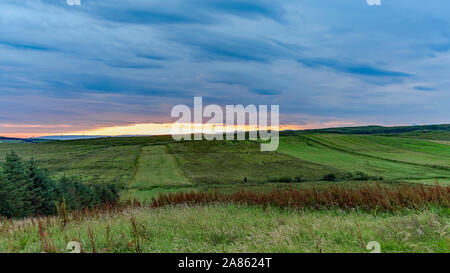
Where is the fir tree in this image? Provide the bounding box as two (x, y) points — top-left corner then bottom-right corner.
(0, 152), (120, 218)
(57, 176), (94, 210)
(26, 160), (59, 215)
(0, 171), (15, 217)
(2, 151), (33, 217)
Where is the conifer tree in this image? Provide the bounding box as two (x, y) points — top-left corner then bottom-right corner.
(57, 176), (94, 210)
(0, 171), (15, 217)
(2, 151), (33, 217)
(26, 160), (59, 215)
(0, 152), (120, 218)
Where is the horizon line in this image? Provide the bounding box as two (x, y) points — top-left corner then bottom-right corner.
(1, 122), (449, 139)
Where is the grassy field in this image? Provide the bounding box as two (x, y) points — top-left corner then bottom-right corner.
(402, 178), (450, 185)
(0, 131), (449, 253)
(306, 134), (450, 167)
(0, 136), (172, 187)
(279, 136), (450, 181)
(395, 131), (450, 141)
(129, 145), (192, 189)
(1, 133), (450, 199)
(1, 205), (448, 253)
(0, 142), (139, 187)
(168, 140), (342, 185)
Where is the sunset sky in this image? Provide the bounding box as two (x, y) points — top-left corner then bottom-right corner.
(1, 0), (450, 138)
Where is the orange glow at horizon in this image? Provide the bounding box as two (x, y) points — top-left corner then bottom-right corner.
(1, 121), (357, 138)
(59, 123), (304, 136)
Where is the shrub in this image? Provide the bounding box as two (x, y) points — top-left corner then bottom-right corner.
(354, 171), (370, 181)
(278, 176), (292, 183)
(293, 175), (303, 182)
(268, 176), (292, 183)
(268, 177), (278, 182)
(323, 173), (337, 181)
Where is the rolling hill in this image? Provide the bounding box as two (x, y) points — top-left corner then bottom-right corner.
(1, 128), (449, 201)
(299, 124), (450, 135)
(0, 128), (449, 253)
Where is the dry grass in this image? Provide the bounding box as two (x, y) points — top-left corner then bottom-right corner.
(151, 184), (450, 212)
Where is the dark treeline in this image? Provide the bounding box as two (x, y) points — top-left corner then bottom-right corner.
(296, 124), (450, 135)
(0, 151), (119, 218)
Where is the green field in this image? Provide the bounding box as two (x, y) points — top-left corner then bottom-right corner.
(0, 142), (139, 187)
(1, 132), (450, 198)
(168, 140), (342, 185)
(279, 135), (450, 181)
(129, 145), (192, 189)
(401, 178), (450, 185)
(308, 134), (450, 166)
(395, 131), (450, 141)
(0, 136), (172, 187)
(0, 130), (449, 253)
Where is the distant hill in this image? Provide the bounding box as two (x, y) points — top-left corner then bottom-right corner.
(37, 134), (151, 140)
(37, 135), (107, 140)
(0, 136), (54, 143)
(2, 124), (450, 142)
(298, 124), (450, 135)
(0, 136), (21, 140)
(1, 134), (153, 143)
(0, 136), (28, 143)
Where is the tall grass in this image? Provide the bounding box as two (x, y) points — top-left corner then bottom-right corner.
(151, 184), (449, 212)
(0, 184), (447, 253)
(0, 205), (448, 253)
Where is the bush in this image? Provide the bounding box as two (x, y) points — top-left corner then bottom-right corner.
(293, 175), (303, 182)
(323, 173), (337, 181)
(354, 171), (370, 181)
(279, 176), (292, 183)
(268, 176), (292, 183)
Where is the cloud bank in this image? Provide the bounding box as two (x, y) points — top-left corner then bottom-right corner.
(0, 0), (449, 137)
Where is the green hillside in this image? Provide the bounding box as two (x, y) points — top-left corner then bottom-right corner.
(168, 140), (342, 184)
(0, 131), (449, 253)
(0, 132), (449, 201)
(278, 134), (450, 181)
(129, 145), (192, 189)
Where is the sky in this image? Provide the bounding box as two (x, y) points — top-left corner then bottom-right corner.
(1, 0), (450, 138)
